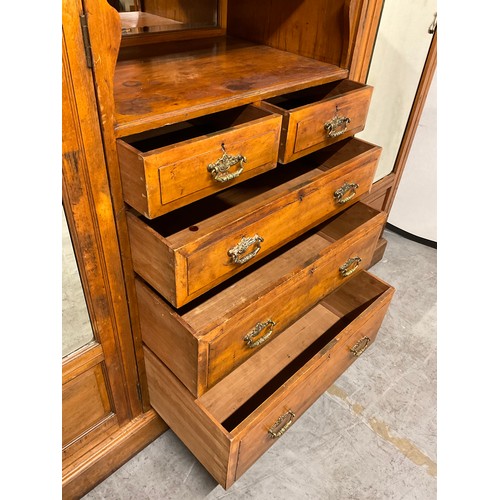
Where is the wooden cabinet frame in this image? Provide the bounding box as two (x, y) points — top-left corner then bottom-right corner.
(62, 0), (426, 496)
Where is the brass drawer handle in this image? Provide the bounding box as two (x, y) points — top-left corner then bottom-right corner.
(334, 181), (359, 204)
(207, 143), (247, 183)
(244, 319), (276, 348)
(324, 114), (351, 138)
(228, 234), (264, 265)
(339, 256), (362, 277)
(350, 336), (371, 357)
(268, 410), (296, 439)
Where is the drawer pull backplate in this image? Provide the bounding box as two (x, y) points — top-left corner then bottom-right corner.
(244, 319), (276, 348)
(207, 143), (247, 183)
(324, 114), (351, 138)
(334, 181), (359, 204)
(339, 256), (362, 277)
(350, 336), (371, 357)
(228, 234), (264, 265)
(268, 410), (296, 439)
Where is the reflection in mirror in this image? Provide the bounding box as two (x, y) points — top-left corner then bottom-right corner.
(107, 0), (219, 36)
(62, 209), (94, 358)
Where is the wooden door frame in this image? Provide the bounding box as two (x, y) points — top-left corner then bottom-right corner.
(62, 0), (166, 497)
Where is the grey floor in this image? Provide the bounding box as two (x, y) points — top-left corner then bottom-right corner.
(84, 229), (437, 500)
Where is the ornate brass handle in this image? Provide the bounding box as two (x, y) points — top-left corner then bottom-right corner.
(228, 234), (264, 265)
(334, 181), (359, 204)
(268, 410), (296, 439)
(207, 143), (247, 183)
(350, 336), (371, 357)
(339, 256), (362, 277)
(244, 319), (276, 348)
(324, 114), (351, 138)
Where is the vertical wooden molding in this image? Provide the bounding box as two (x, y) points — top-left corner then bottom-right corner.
(348, 0), (384, 83)
(383, 30), (437, 214)
(341, 0), (366, 70)
(84, 0), (152, 410)
(63, 0), (134, 426)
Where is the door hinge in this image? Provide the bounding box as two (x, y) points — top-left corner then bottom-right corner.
(136, 381), (143, 403)
(79, 13), (93, 68)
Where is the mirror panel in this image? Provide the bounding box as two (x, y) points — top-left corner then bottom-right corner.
(108, 0), (219, 36)
(62, 209), (94, 358)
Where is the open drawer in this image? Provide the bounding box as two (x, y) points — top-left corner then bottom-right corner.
(117, 105), (282, 219)
(260, 80), (373, 163)
(138, 202), (386, 397)
(127, 138), (381, 308)
(144, 270), (395, 489)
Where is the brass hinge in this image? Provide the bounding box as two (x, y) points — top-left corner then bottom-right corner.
(79, 13), (93, 68)
(136, 381), (143, 403)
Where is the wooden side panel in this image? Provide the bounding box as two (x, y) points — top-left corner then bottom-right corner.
(116, 141), (150, 216)
(63, 363), (114, 447)
(227, 0), (345, 65)
(144, 347), (233, 488)
(135, 278), (201, 395)
(126, 212), (177, 302)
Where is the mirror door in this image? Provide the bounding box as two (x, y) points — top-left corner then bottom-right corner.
(62, 6), (142, 481)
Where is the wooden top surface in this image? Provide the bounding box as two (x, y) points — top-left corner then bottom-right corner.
(113, 36), (348, 137)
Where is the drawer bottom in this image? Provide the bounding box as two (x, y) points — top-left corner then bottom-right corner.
(144, 271), (394, 489)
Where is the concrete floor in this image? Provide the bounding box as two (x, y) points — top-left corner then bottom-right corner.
(84, 229), (437, 500)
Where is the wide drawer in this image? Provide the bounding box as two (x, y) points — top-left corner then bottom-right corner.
(260, 80), (373, 163)
(138, 202), (386, 397)
(117, 105), (282, 219)
(144, 270), (395, 489)
(127, 138), (381, 307)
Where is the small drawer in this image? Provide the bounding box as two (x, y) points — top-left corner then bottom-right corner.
(117, 105), (282, 219)
(127, 138), (381, 308)
(144, 270), (395, 489)
(138, 202), (386, 396)
(260, 80), (373, 163)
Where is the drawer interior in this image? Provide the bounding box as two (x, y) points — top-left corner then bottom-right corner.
(173, 202), (382, 329)
(264, 80), (367, 111)
(120, 105), (273, 153)
(135, 138), (377, 240)
(198, 271), (391, 432)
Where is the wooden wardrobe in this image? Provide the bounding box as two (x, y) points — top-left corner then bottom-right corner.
(62, 0), (435, 497)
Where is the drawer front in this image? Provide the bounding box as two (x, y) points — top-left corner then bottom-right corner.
(261, 81), (372, 163)
(234, 284), (393, 481)
(291, 85), (372, 158)
(206, 206), (385, 390)
(117, 110), (282, 219)
(183, 150), (379, 300)
(157, 125), (280, 211)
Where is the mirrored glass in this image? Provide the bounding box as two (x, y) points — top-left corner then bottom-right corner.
(108, 0), (219, 36)
(62, 209), (94, 358)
